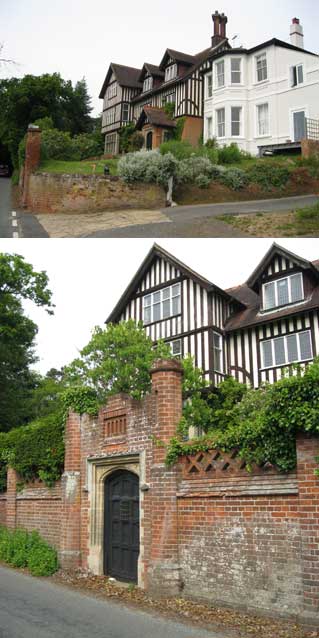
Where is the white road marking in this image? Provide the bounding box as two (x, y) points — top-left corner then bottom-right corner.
(12, 232), (19, 239)
(12, 210), (16, 217)
(11, 211), (19, 237)
(12, 219), (18, 227)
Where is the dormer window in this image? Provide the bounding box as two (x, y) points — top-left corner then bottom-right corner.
(262, 273), (304, 311)
(143, 283), (181, 324)
(107, 83), (117, 99)
(165, 64), (177, 82)
(143, 76), (153, 93)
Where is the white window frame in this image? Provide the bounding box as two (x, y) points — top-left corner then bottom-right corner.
(216, 107), (226, 138)
(206, 73), (213, 98)
(256, 53), (268, 83)
(216, 60), (225, 88)
(257, 103), (269, 137)
(231, 106), (242, 137)
(213, 332), (223, 373)
(143, 76), (153, 93)
(106, 108), (116, 126)
(169, 339), (182, 358)
(165, 64), (177, 82)
(231, 58), (242, 84)
(104, 133), (117, 154)
(262, 273), (304, 311)
(291, 64), (304, 87)
(206, 116), (213, 140)
(122, 103), (129, 122)
(143, 283), (181, 325)
(261, 330), (313, 369)
(107, 82), (117, 100)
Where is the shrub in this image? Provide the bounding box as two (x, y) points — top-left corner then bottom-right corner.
(118, 150), (177, 187)
(218, 143), (243, 164)
(0, 526), (58, 576)
(246, 162), (290, 190)
(175, 156), (214, 184)
(130, 132), (144, 151)
(296, 155), (319, 178)
(41, 129), (77, 161)
(195, 174), (211, 188)
(295, 201), (319, 221)
(160, 140), (195, 160)
(221, 167), (249, 190)
(72, 132), (104, 160)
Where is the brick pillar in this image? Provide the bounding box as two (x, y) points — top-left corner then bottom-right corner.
(297, 434), (319, 624)
(6, 467), (17, 530)
(147, 359), (183, 596)
(22, 125), (41, 208)
(60, 412), (82, 571)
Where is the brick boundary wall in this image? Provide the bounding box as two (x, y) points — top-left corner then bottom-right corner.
(0, 494), (6, 525)
(20, 125), (166, 214)
(1, 359), (318, 624)
(301, 139), (319, 159)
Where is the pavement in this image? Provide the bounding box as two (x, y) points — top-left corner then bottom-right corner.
(1, 175), (318, 238)
(0, 566), (222, 638)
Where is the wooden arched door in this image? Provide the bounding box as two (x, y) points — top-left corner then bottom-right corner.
(146, 131), (153, 150)
(104, 470), (139, 582)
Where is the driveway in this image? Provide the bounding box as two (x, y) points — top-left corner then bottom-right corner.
(0, 566), (222, 638)
(16, 194), (319, 238)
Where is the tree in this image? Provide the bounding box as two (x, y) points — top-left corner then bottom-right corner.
(0, 253), (54, 432)
(0, 73), (93, 166)
(64, 320), (171, 402)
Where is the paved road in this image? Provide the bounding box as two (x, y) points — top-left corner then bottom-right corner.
(87, 194), (319, 238)
(0, 566), (222, 638)
(0, 178), (14, 238)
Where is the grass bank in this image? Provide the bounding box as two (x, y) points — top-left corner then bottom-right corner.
(38, 158), (118, 176)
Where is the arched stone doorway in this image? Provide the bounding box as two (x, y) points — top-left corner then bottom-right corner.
(104, 470), (139, 582)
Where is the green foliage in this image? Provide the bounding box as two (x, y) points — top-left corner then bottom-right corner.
(61, 386), (99, 416)
(0, 253), (54, 433)
(163, 102), (175, 119)
(0, 414), (65, 488)
(160, 140), (195, 161)
(218, 143), (243, 165)
(118, 150), (177, 187)
(246, 162), (290, 190)
(221, 167), (249, 190)
(166, 360), (319, 471)
(119, 124), (136, 153)
(64, 320), (172, 402)
(0, 526), (58, 576)
(130, 131), (145, 151)
(195, 174), (211, 188)
(0, 74), (93, 167)
(174, 117), (186, 141)
(295, 201), (319, 222)
(40, 128), (104, 162)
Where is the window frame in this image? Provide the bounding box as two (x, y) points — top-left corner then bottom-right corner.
(231, 106), (242, 137)
(256, 102), (269, 137)
(143, 283), (181, 325)
(122, 103), (130, 122)
(143, 76), (153, 93)
(216, 60), (225, 88)
(165, 64), (177, 83)
(206, 73), (213, 98)
(206, 116), (213, 140)
(169, 339), (182, 358)
(107, 82), (117, 100)
(213, 331), (224, 373)
(261, 330), (313, 370)
(256, 53), (268, 83)
(291, 63), (304, 87)
(216, 107), (226, 138)
(231, 57), (242, 84)
(262, 272), (304, 311)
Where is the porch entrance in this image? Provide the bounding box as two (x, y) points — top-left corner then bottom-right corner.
(104, 470), (139, 582)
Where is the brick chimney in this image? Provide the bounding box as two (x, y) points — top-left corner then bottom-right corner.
(212, 10), (228, 47)
(290, 17), (304, 49)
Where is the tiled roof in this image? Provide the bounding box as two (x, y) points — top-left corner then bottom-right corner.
(111, 63), (142, 88)
(136, 106), (177, 129)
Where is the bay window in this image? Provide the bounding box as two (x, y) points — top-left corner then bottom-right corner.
(261, 330), (313, 368)
(216, 60), (225, 87)
(231, 106), (242, 136)
(231, 58), (241, 84)
(257, 103), (269, 136)
(216, 108), (225, 137)
(256, 53), (267, 82)
(206, 74), (213, 98)
(143, 283), (181, 324)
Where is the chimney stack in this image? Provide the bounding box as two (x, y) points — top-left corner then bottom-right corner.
(290, 17), (304, 49)
(212, 11), (228, 47)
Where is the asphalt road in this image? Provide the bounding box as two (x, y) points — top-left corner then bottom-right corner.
(0, 566), (221, 638)
(87, 194), (319, 238)
(0, 178), (13, 238)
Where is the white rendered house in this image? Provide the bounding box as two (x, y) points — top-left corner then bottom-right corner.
(203, 18), (319, 155)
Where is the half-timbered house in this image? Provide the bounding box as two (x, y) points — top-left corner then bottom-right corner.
(106, 243), (319, 388)
(99, 11), (231, 151)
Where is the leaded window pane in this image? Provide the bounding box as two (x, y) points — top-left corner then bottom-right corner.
(262, 341), (273, 367)
(144, 295), (151, 307)
(144, 307), (151, 324)
(264, 282), (275, 309)
(162, 299), (171, 319)
(299, 331), (312, 360)
(277, 279), (289, 306)
(290, 273), (303, 303)
(172, 284), (180, 296)
(153, 291), (161, 303)
(153, 303), (161, 321)
(286, 334), (298, 363)
(172, 295), (180, 315)
(274, 337), (286, 366)
(162, 288), (170, 300)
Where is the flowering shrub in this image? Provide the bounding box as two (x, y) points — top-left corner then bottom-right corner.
(175, 156), (214, 184)
(118, 150), (178, 187)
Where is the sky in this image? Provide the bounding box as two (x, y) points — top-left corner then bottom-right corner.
(0, 237), (319, 375)
(1, 0), (319, 115)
